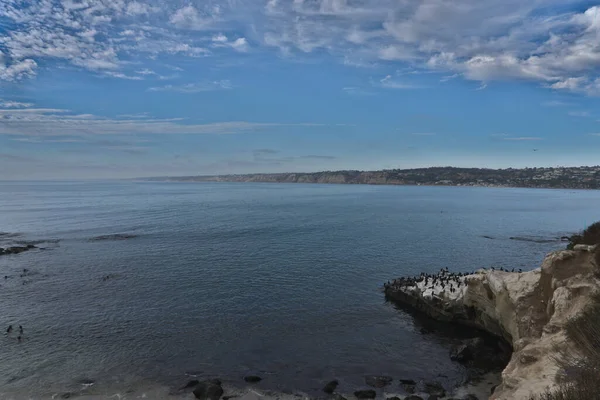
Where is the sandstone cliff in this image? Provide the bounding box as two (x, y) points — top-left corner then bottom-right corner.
(384, 244), (600, 400)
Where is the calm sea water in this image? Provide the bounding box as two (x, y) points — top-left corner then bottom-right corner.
(0, 182), (598, 398)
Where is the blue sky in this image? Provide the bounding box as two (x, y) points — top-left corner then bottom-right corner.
(1, 0), (600, 179)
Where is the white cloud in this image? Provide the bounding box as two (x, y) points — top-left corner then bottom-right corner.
(169, 5), (219, 30)
(0, 51), (37, 81)
(0, 100), (33, 108)
(148, 80), (233, 93)
(126, 1), (158, 16)
(0, 0), (599, 96)
(211, 34), (250, 52)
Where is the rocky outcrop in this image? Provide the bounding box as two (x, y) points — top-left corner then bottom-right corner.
(0, 244), (35, 256)
(385, 244), (600, 400)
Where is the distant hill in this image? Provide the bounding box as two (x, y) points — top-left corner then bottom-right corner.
(142, 166), (600, 190)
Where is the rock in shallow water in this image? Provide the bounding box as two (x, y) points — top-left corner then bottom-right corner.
(354, 390), (376, 399)
(323, 380), (339, 394)
(244, 376), (262, 383)
(0, 245), (36, 256)
(193, 380), (224, 400)
(423, 382), (445, 397)
(365, 376), (393, 388)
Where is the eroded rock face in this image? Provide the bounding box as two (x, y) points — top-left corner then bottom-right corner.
(385, 245), (600, 400)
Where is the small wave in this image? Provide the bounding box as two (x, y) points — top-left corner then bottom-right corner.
(509, 236), (561, 244)
(88, 233), (139, 242)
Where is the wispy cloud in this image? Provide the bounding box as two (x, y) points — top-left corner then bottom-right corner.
(410, 132), (436, 136)
(542, 100), (572, 107)
(378, 75), (420, 90)
(568, 111), (591, 117)
(253, 148), (280, 156)
(502, 137), (543, 141)
(342, 87), (374, 96)
(148, 81), (233, 93)
(440, 74), (460, 83)
(0, 106), (336, 137)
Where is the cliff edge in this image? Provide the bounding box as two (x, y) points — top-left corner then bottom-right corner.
(384, 244), (600, 400)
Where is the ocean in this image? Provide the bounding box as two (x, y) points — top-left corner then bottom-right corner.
(0, 181), (598, 399)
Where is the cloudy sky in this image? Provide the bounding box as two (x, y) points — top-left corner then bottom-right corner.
(1, 0), (600, 179)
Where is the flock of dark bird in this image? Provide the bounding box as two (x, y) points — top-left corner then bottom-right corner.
(5, 324), (24, 342)
(384, 266), (523, 298)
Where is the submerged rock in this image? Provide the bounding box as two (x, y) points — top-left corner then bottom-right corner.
(244, 376), (262, 383)
(365, 376), (392, 388)
(193, 380), (224, 400)
(404, 396), (423, 400)
(88, 233), (138, 241)
(323, 380), (339, 394)
(353, 390), (376, 399)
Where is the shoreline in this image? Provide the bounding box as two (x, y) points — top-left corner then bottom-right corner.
(136, 179), (600, 192)
(0, 373), (501, 400)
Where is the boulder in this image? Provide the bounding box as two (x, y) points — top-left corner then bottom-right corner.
(423, 382), (445, 398)
(353, 390), (376, 399)
(386, 397), (401, 400)
(427, 396), (440, 400)
(0, 245), (35, 256)
(365, 376), (393, 388)
(405, 396), (423, 400)
(333, 394), (347, 400)
(244, 376), (262, 383)
(398, 379), (416, 385)
(463, 395), (479, 400)
(182, 379), (200, 389)
(193, 380), (224, 400)
(323, 380), (339, 394)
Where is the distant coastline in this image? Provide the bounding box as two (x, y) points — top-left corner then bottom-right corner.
(141, 166), (600, 190)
